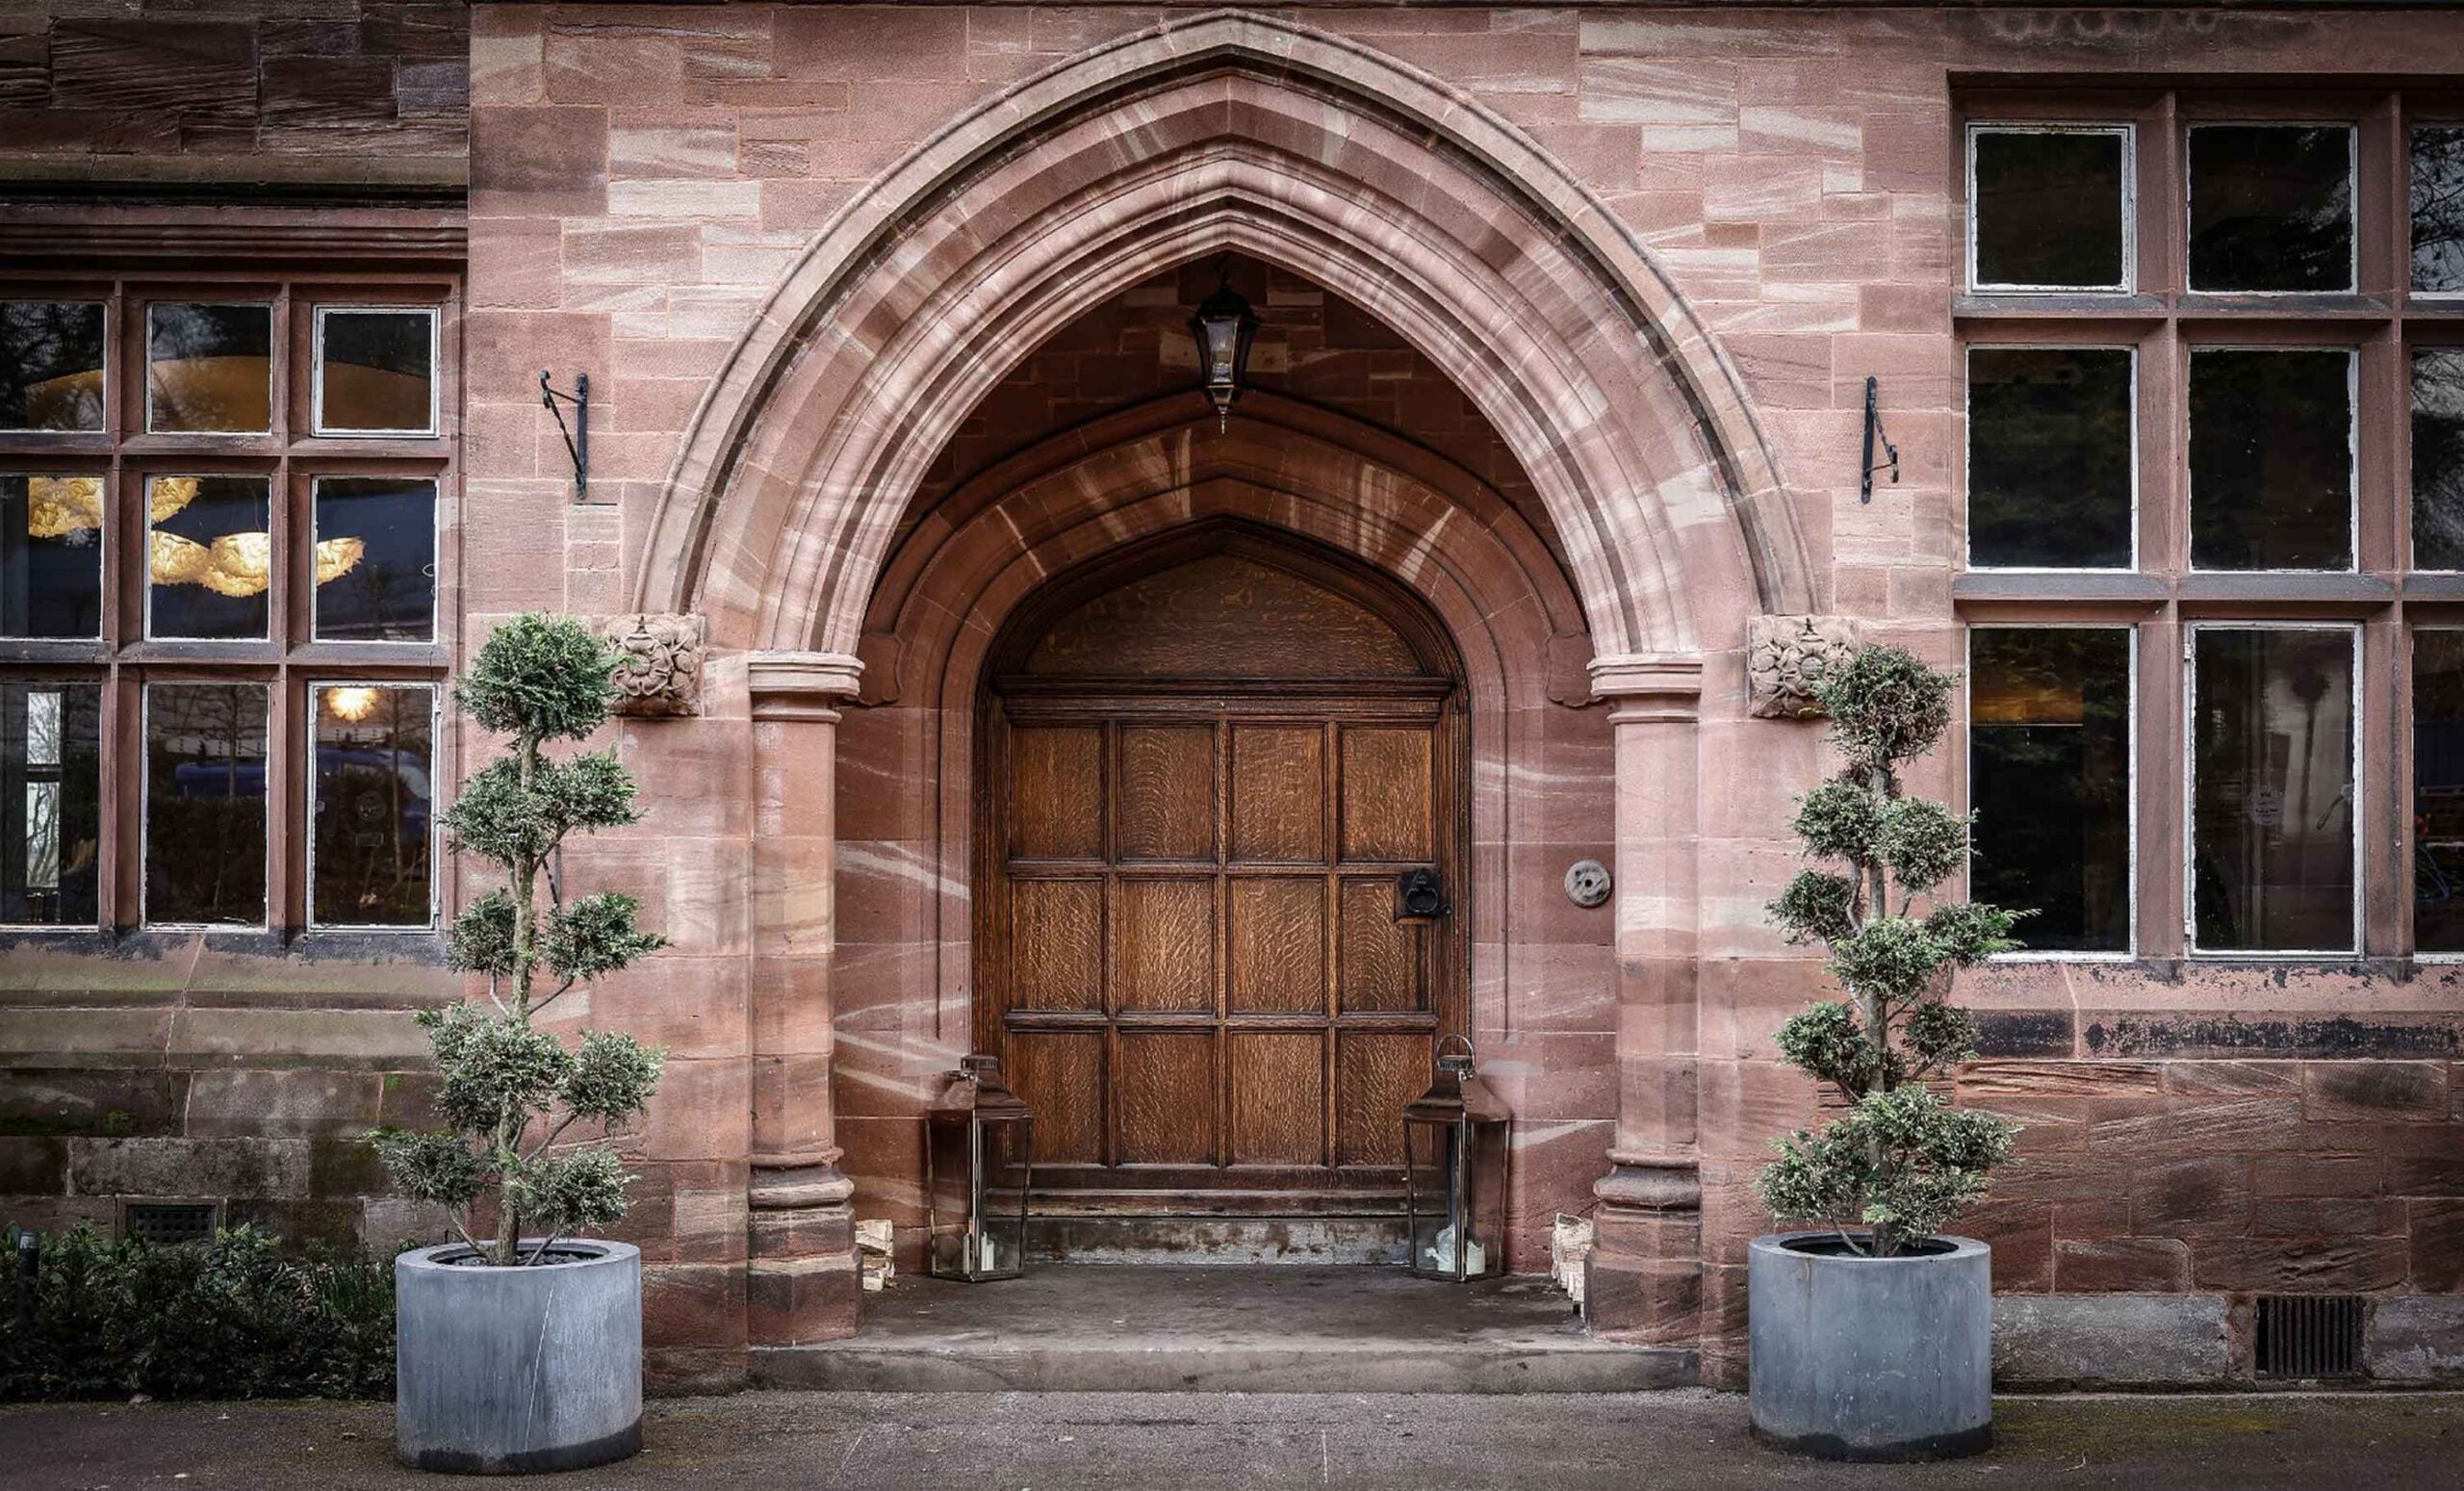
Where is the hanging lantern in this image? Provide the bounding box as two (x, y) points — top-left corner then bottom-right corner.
(24, 476), (102, 539)
(314, 535), (366, 585)
(1189, 260), (1258, 428)
(1403, 1035), (1510, 1282)
(148, 530), (211, 586)
(148, 476), (198, 524)
(924, 1054), (1034, 1281)
(201, 531), (273, 598)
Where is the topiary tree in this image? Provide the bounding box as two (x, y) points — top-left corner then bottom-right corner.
(373, 614), (668, 1267)
(1756, 645), (2023, 1258)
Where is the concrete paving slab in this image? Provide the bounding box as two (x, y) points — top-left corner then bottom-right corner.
(755, 1264), (1692, 1393)
(4, 1390), (2461, 1490)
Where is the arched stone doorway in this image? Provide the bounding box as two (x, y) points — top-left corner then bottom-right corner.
(977, 527), (1470, 1259)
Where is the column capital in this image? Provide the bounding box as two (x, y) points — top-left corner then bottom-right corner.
(1587, 653), (1703, 719)
(747, 650), (864, 721)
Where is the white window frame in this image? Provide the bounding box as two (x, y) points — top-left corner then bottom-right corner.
(304, 679), (440, 933)
(143, 301), (275, 437)
(2414, 122), (2464, 300)
(143, 472), (275, 643)
(309, 474), (442, 645)
(2184, 345), (2360, 575)
(0, 680), (101, 933)
(311, 305), (441, 440)
(1964, 343), (2141, 573)
(1965, 123), (2137, 295)
(1966, 623), (2139, 962)
(1, 470), (107, 641)
(139, 679), (272, 934)
(2182, 621), (2364, 960)
(2410, 347), (2464, 573)
(2185, 121), (2360, 296)
(0, 298), (109, 436)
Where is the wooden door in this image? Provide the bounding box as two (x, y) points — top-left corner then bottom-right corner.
(979, 542), (1462, 1210)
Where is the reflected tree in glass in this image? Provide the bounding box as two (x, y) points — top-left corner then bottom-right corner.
(2415, 350), (2464, 570)
(147, 303), (271, 434)
(2189, 126), (2354, 293)
(2, 682), (100, 926)
(313, 684), (434, 927)
(1967, 347), (2134, 568)
(2414, 126), (2464, 295)
(143, 682), (269, 927)
(1969, 629), (2132, 953)
(318, 311), (434, 433)
(2192, 630), (2355, 953)
(0, 301), (105, 431)
(2189, 349), (2353, 571)
(2414, 631), (2464, 953)
(313, 477), (436, 641)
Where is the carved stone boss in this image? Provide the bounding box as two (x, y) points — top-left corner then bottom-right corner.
(598, 612), (706, 717)
(1747, 614), (1861, 720)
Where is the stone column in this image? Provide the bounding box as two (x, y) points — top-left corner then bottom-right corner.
(743, 651), (865, 1345)
(1582, 655), (1704, 1347)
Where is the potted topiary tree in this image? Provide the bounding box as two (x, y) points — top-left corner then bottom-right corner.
(374, 614), (667, 1475)
(1749, 644), (2023, 1462)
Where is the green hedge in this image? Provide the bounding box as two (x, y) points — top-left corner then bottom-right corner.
(0, 1225), (394, 1401)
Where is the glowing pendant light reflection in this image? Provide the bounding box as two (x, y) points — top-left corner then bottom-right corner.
(324, 686), (382, 723)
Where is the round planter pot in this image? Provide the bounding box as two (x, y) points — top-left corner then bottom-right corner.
(1748, 1230), (1991, 1462)
(396, 1240), (643, 1475)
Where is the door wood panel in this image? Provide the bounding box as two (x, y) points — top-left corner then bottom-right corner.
(980, 542), (1464, 1206)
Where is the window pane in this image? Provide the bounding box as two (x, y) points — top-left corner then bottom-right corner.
(147, 475), (271, 640)
(2415, 349), (2464, 569)
(317, 310), (434, 434)
(0, 301), (104, 431)
(147, 303), (271, 434)
(1, 681), (100, 927)
(313, 476), (436, 641)
(1, 474), (104, 638)
(1971, 130), (2128, 290)
(2189, 125), (2354, 293)
(2192, 629), (2355, 953)
(2414, 125), (2464, 295)
(313, 683), (433, 928)
(2415, 632), (2464, 953)
(2189, 349), (2352, 570)
(1970, 629), (2132, 953)
(144, 682), (269, 927)
(1966, 347), (2134, 568)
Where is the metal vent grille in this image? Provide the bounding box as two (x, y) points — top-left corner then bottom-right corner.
(2255, 1295), (2365, 1379)
(123, 1203), (217, 1247)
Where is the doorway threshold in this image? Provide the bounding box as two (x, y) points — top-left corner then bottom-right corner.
(751, 1266), (1696, 1394)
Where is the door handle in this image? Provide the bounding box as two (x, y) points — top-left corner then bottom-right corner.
(1395, 866), (1450, 920)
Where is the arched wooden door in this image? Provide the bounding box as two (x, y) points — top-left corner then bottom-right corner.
(977, 529), (1465, 1230)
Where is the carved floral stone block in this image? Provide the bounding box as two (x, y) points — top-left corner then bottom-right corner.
(1747, 614), (1861, 720)
(598, 612), (706, 717)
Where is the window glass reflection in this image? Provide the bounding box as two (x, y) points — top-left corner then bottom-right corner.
(2, 681), (100, 927)
(1970, 130), (2128, 290)
(2415, 632), (2464, 953)
(2189, 126), (2354, 293)
(2192, 629), (2356, 954)
(2189, 349), (2353, 571)
(144, 682), (269, 927)
(312, 683), (433, 928)
(2414, 126), (2464, 295)
(1969, 629), (2133, 953)
(1, 474), (104, 638)
(317, 310), (434, 434)
(0, 301), (105, 431)
(1967, 347), (2134, 568)
(313, 477), (436, 641)
(2416, 350), (2464, 570)
(147, 303), (271, 434)
(147, 475), (271, 640)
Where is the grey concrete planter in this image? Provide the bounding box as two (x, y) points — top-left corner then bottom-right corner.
(396, 1240), (643, 1475)
(1748, 1231), (1991, 1462)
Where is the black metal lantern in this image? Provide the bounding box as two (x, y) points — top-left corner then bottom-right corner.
(925, 1054), (1034, 1281)
(1190, 261), (1259, 427)
(1403, 1035), (1509, 1281)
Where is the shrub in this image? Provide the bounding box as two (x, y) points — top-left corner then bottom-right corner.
(1755, 645), (2025, 1257)
(0, 1225), (396, 1401)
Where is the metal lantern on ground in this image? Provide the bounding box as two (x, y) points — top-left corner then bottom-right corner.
(1190, 261), (1259, 427)
(1403, 1035), (1509, 1281)
(925, 1054), (1034, 1281)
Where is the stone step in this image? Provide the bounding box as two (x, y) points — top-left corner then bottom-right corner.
(752, 1265), (1694, 1395)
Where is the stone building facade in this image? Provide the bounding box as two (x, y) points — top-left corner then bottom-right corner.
(4, 1), (2463, 1391)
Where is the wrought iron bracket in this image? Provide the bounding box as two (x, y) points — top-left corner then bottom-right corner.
(540, 371), (590, 501)
(1860, 373), (1899, 504)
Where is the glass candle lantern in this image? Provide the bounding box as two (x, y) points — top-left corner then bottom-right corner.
(925, 1054), (1035, 1281)
(1403, 1035), (1509, 1281)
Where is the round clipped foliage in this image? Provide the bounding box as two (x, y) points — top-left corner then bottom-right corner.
(1770, 869), (1857, 946)
(456, 614), (620, 743)
(1877, 797), (1968, 894)
(422, 1004), (574, 1133)
(1791, 779), (1883, 862)
(1813, 646), (1953, 772)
